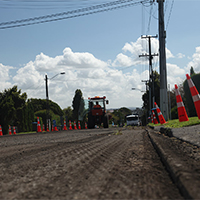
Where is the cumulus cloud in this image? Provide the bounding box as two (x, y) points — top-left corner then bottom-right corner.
(112, 37), (173, 68)
(3, 39), (186, 109)
(0, 63), (13, 91)
(167, 63), (186, 88)
(177, 53), (185, 59)
(187, 46), (200, 72)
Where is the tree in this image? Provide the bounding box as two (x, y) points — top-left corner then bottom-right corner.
(0, 86), (33, 134)
(72, 89), (84, 121)
(142, 71), (160, 112)
(190, 66), (195, 76)
(29, 98), (63, 116)
(63, 106), (73, 121)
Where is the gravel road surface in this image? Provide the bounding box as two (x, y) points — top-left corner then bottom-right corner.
(0, 127), (184, 199)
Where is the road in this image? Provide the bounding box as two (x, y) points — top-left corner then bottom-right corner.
(0, 127), (185, 199)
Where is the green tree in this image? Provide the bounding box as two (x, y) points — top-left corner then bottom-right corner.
(29, 98), (63, 116)
(63, 106), (73, 121)
(72, 89), (84, 121)
(190, 66), (195, 76)
(142, 71), (160, 111)
(0, 86), (32, 134)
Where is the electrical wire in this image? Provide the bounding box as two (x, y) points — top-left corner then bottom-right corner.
(166, 0), (174, 30)
(0, 0), (151, 29)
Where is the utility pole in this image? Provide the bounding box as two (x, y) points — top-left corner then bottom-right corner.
(157, 0), (169, 120)
(139, 35), (158, 114)
(141, 80), (148, 124)
(45, 75), (51, 131)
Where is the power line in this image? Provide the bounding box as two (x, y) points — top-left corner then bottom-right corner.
(0, 0), (151, 29)
(166, 0), (174, 30)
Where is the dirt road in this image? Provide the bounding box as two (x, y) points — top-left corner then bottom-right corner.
(0, 127), (183, 199)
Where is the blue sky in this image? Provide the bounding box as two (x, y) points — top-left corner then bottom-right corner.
(0, 0), (199, 109)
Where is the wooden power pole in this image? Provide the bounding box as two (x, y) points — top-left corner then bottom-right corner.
(139, 35), (158, 115)
(157, 0), (169, 120)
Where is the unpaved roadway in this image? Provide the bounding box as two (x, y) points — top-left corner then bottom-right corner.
(0, 127), (185, 199)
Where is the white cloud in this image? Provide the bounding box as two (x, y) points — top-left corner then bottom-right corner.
(177, 53), (185, 59)
(187, 46), (200, 72)
(0, 63), (13, 91)
(167, 63), (186, 89)
(1, 39), (186, 109)
(112, 37), (173, 68)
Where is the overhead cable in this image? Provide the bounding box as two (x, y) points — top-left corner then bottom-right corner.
(0, 0), (151, 29)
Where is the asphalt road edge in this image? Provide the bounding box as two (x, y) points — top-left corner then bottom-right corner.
(147, 129), (200, 200)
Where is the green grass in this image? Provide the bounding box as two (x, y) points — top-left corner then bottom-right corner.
(17, 131), (37, 135)
(149, 116), (200, 128)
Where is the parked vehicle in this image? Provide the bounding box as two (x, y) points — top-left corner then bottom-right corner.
(126, 114), (140, 126)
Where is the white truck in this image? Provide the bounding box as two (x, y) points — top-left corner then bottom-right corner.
(126, 114), (140, 126)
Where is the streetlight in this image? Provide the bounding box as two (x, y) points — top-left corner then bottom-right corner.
(131, 88), (145, 92)
(45, 72), (65, 131)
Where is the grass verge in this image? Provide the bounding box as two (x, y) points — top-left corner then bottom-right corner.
(149, 116), (200, 128)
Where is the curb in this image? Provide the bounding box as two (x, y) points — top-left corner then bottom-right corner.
(147, 129), (200, 199)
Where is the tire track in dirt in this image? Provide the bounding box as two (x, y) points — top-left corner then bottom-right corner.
(0, 128), (184, 199)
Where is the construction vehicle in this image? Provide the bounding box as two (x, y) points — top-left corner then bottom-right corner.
(88, 96), (109, 129)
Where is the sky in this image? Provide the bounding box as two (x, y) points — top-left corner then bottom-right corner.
(0, 0), (200, 110)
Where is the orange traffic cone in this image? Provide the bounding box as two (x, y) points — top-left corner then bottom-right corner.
(63, 120), (67, 130)
(9, 125), (12, 135)
(74, 121), (77, 130)
(154, 102), (167, 124)
(85, 122), (87, 129)
(69, 120), (73, 130)
(78, 121), (81, 130)
(13, 126), (16, 135)
(46, 122), (49, 132)
(152, 110), (158, 124)
(54, 126), (58, 131)
(151, 113), (154, 123)
(37, 117), (42, 132)
(186, 74), (200, 119)
(52, 124), (54, 132)
(43, 124), (45, 132)
(175, 84), (189, 122)
(0, 125), (3, 136)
